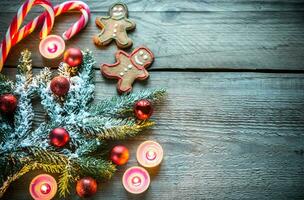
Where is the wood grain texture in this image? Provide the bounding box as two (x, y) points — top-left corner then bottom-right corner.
(1, 11), (304, 70)
(1, 69), (304, 200)
(1, 0), (304, 12)
(1, 0), (304, 199)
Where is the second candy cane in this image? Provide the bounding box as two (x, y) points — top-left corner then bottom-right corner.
(14, 0), (90, 45)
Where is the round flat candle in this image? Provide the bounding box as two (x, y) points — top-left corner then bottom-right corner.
(137, 141), (163, 168)
(29, 174), (57, 200)
(39, 35), (65, 59)
(122, 166), (150, 194)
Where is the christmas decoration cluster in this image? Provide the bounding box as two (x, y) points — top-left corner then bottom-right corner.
(0, 49), (166, 198)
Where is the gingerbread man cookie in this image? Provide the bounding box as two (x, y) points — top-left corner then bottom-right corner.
(101, 47), (154, 93)
(93, 3), (136, 49)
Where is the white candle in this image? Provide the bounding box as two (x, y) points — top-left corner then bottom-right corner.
(122, 166), (150, 194)
(39, 35), (65, 59)
(136, 140), (163, 168)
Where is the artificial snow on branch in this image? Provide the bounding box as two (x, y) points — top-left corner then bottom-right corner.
(0, 49), (166, 198)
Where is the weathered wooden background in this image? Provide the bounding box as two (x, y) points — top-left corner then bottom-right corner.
(1, 0), (304, 199)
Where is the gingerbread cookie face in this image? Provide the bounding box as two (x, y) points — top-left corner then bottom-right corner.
(110, 3), (127, 19)
(131, 48), (154, 68)
(101, 47), (154, 93)
(93, 3), (136, 49)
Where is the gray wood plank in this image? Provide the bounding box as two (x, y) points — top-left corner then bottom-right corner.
(1, 0), (304, 12)
(1, 70), (304, 199)
(1, 11), (304, 71)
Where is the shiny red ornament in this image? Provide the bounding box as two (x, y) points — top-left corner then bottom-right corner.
(63, 48), (83, 67)
(110, 145), (129, 166)
(49, 128), (70, 147)
(50, 76), (70, 96)
(76, 177), (98, 198)
(134, 100), (153, 120)
(0, 94), (17, 114)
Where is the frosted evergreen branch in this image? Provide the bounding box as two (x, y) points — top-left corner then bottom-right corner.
(0, 49), (166, 198)
(80, 117), (155, 140)
(0, 74), (14, 95)
(0, 123), (13, 144)
(75, 139), (105, 156)
(73, 156), (116, 180)
(90, 88), (166, 117)
(10, 50), (34, 148)
(16, 49), (33, 89)
(39, 86), (64, 122)
(12, 91), (34, 144)
(63, 50), (95, 115)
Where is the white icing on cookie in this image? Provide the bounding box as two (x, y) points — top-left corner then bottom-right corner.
(134, 55), (144, 65)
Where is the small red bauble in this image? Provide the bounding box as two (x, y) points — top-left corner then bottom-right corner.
(110, 145), (129, 166)
(50, 76), (70, 96)
(0, 94), (18, 114)
(63, 48), (83, 67)
(49, 128), (70, 147)
(134, 100), (153, 120)
(76, 177), (98, 198)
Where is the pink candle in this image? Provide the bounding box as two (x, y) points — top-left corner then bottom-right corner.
(137, 140), (163, 168)
(122, 166), (150, 194)
(29, 174), (57, 200)
(39, 35), (65, 59)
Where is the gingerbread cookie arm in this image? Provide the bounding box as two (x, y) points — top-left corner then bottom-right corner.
(136, 68), (149, 80)
(124, 19), (136, 30)
(93, 17), (113, 46)
(101, 51), (130, 78)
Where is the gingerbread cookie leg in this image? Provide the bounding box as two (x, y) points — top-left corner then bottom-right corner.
(115, 32), (133, 48)
(117, 76), (136, 93)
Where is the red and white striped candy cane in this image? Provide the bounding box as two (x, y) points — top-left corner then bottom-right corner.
(14, 1), (90, 44)
(0, 0), (54, 71)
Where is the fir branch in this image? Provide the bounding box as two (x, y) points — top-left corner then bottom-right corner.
(38, 86), (64, 122)
(0, 164), (31, 198)
(12, 90), (34, 143)
(58, 62), (71, 77)
(90, 88), (166, 117)
(74, 157), (116, 180)
(0, 74), (14, 95)
(30, 67), (51, 92)
(27, 147), (69, 165)
(0, 122), (13, 144)
(17, 49), (33, 88)
(81, 117), (155, 140)
(75, 139), (104, 157)
(58, 165), (74, 197)
(63, 50), (95, 115)
(78, 50), (95, 85)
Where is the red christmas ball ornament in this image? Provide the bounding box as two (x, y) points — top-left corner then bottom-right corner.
(134, 100), (153, 120)
(110, 145), (129, 166)
(76, 177), (98, 198)
(49, 128), (70, 147)
(50, 76), (70, 96)
(0, 94), (18, 114)
(63, 48), (83, 67)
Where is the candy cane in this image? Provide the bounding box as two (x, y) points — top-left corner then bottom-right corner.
(0, 0), (54, 71)
(14, 1), (90, 45)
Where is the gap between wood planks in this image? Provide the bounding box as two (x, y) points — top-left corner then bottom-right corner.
(4, 65), (304, 74)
